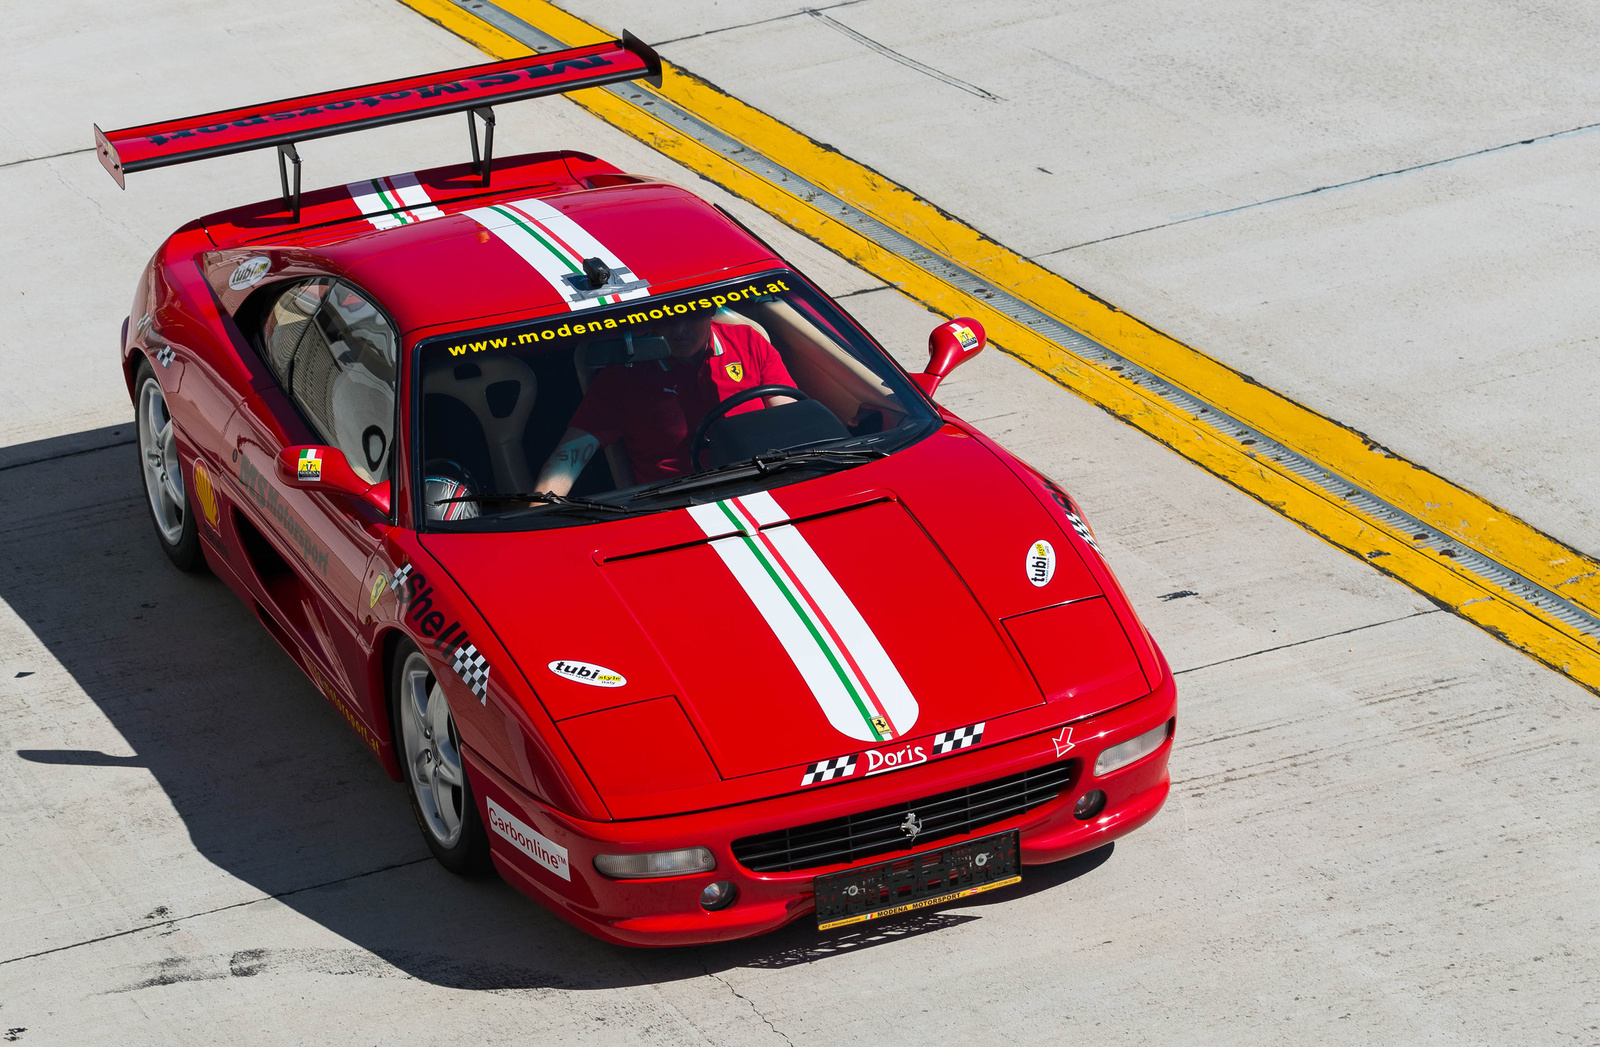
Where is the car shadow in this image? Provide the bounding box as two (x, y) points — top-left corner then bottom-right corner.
(2, 425), (1115, 992)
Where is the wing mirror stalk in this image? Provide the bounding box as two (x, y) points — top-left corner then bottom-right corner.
(914, 318), (986, 396)
(276, 445), (391, 514)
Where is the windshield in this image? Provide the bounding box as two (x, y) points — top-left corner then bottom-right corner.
(413, 271), (937, 530)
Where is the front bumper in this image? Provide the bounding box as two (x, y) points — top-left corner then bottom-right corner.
(467, 672), (1176, 947)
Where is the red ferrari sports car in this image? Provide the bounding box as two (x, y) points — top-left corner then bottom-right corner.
(98, 37), (1175, 946)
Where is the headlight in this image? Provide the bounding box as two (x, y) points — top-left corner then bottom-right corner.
(593, 847), (716, 879)
(1094, 720), (1172, 776)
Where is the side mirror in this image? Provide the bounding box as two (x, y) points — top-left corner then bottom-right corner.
(276, 445), (391, 515)
(914, 317), (986, 396)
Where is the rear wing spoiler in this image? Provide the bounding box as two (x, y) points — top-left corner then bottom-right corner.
(94, 33), (661, 216)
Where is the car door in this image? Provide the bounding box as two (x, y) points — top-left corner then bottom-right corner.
(224, 277), (398, 722)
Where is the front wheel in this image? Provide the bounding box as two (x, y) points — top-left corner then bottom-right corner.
(134, 359), (204, 572)
(392, 642), (491, 874)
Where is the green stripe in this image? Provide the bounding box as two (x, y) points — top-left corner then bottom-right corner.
(489, 204), (581, 274)
(720, 502), (884, 741)
(370, 180), (410, 224)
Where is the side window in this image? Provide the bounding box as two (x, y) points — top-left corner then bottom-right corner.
(262, 279), (398, 485)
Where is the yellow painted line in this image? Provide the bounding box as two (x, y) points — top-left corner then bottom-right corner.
(395, 0), (1600, 693)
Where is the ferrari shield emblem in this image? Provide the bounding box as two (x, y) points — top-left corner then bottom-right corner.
(871, 715), (890, 735)
(369, 574), (387, 608)
(724, 362), (744, 382)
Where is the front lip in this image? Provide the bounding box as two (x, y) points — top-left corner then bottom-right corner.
(467, 673), (1175, 946)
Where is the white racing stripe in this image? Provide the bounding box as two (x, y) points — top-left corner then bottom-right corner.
(762, 524), (918, 733)
(346, 172), (445, 229)
(689, 494), (917, 743)
(466, 195), (651, 312)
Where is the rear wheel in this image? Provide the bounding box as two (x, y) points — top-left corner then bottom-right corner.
(392, 642), (490, 874)
(134, 360), (204, 572)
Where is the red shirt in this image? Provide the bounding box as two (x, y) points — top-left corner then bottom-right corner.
(568, 323), (796, 482)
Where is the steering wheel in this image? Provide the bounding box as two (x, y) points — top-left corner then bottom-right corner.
(689, 384), (810, 471)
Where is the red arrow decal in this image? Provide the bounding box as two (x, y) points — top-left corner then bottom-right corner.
(1052, 725), (1075, 759)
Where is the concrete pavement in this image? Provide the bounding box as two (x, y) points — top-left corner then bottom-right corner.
(571, 0), (1600, 553)
(3, 2), (1598, 1044)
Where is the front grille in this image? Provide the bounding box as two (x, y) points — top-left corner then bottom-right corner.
(732, 760), (1079, 873)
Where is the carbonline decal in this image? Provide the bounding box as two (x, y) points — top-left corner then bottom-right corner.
(486, 797), (570, 881)
(547, 660), (626, 688)
(1026, 540), (1056, 587)
(347, 171), (445, 229)
(466, 195), (650, 311)
(691, 493), (918, 744)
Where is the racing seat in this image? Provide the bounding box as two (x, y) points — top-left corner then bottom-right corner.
(421, 356), (540, 493)
(571, 343), (634, 489)
(571, 309), (774, 490)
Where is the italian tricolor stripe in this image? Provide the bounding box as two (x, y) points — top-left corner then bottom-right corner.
(690, 492), (918, 743)
(465, 196), (651, 312)
(346, 172), (444, 229)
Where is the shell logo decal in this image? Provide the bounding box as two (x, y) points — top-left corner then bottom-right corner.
(192, 460), (219, 530)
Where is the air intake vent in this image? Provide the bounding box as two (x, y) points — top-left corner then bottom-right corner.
(732, 760), (1079, 873)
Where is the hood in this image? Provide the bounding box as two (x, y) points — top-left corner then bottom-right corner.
(424, 430), (1129, 815)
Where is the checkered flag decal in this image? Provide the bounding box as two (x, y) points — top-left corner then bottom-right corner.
(155, 345), (175, 367)
(801, 754), (859, 786)
(452, 643), (490, 703)
(389, 563), (413, 593)
(1065, 510), (1100, 552)
(932, 721), (986, 755)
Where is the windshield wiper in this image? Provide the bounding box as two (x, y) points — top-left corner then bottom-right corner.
(632, 448), (889, 500)
(435, 491), (638, 515)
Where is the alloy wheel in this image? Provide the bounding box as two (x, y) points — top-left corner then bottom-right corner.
(399, 651), (467, 847)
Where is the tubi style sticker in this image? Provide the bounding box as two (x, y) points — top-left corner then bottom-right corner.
(952, 323), (979, 350)
(297, 448), (322, 482)
(548, 660), (626, 688)
(1025, 539), (1056, 587)
(228, 256), (272, 291)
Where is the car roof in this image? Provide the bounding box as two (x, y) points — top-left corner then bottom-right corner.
(195, 151), (782, 337)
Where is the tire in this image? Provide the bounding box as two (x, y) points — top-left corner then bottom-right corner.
(391, 640), (492, 874)
(134, 359), (205, 572)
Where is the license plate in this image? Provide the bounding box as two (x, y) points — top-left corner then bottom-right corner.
(813, 830), (1021, 931)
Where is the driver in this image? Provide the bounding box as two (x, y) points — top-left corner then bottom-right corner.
(534, 307), (796, 493)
